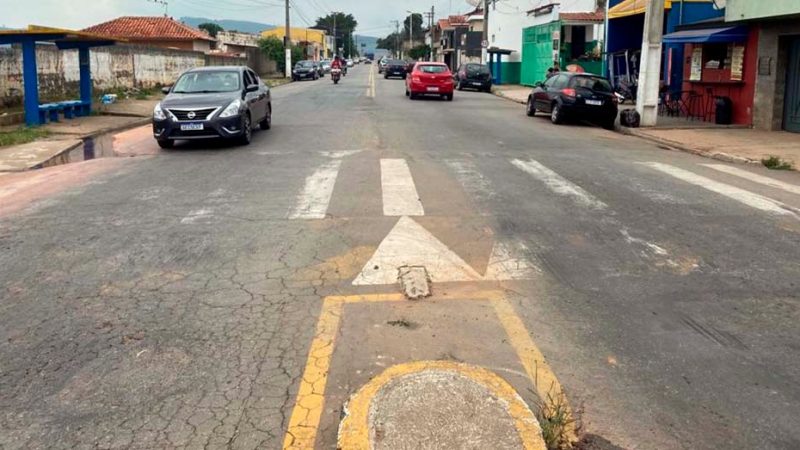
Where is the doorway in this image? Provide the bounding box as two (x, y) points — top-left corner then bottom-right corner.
(784, 37), (800, 132)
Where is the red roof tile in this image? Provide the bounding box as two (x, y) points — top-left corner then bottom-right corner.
(82, 16), (214, 41)
(559, 11), (605, 22)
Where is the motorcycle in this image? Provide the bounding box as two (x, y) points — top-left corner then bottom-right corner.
(331, 68), (342, 85)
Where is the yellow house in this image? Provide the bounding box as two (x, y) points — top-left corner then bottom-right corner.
(262, 27), (329, 60)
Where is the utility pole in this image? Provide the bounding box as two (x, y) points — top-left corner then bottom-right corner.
(391, 20), (400, 58)
(635, 0), (665, 126)
(408, 16), (413, 59)
(481, 0), (489, 63)
(333, 12), (338, 56)
(425, 6), (435, 61)
(284, 0), (291, 78)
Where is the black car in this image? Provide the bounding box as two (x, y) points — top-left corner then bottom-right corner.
(384, 60), (407, 79)
(526, 72), (618, 130)
(293, 60), (319, 81)
(454, 63), (493, 92)
(152, 66), (271, 148)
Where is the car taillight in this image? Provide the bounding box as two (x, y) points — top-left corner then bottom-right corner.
(561, 88), (576, 98)
(412, 76), (421, 83)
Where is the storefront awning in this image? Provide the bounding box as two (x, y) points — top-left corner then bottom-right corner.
(608, 0), (672, 19)
(663, 26), (748, 44)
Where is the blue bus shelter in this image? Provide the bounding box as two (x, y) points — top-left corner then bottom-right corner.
(0, 26), (118, 126)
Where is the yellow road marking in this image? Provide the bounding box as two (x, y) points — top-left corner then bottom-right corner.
(282, 291), (574, 449)
(282, 297), (343, 449)
(337, 360), (547, 450)
(488, 291), (577, 441)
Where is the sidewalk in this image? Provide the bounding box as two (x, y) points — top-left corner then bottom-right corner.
(623, 127), (800, 168)
(0, 98), (155, 172)
(492, 84), (530, 105)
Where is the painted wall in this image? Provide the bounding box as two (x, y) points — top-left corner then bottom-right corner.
(726, 0), (800, 21)
(0, 44), (245, 108)
(680, 29), (758, 125)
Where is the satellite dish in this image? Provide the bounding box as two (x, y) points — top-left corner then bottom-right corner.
(465, 0), (481, 7)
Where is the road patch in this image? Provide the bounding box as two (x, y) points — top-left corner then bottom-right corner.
(288, 160), (342, 219)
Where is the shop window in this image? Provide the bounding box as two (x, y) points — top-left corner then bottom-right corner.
(704, 43), (730, 69)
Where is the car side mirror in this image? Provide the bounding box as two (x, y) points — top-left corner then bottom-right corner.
(245, 84), (259, 93)
(534, 81), (544, 88)
(161, 86), (171, 95)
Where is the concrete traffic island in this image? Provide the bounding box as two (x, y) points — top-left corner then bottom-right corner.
(338, 360), (547, 450)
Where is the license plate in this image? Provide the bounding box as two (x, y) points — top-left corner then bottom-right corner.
(180, 123), (204, 131)
(585, 99), (603, 106)
(426, 87), (440, 92)
(472, 82), (482, 86)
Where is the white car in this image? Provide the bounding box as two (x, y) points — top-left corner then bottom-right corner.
(346, 59), (354, 68)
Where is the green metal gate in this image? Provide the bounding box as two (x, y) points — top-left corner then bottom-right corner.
(521, 21), (561, 86)
(784, 37), (800, 133)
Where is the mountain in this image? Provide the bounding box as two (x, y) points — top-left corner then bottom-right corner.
(180, 17), (274, 34)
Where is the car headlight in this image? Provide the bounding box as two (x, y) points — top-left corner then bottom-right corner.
(153, 103), (167, 121)
(219, 99), (243, 118)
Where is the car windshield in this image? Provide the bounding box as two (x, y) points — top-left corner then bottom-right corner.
(298, 61), (314, 67)
(571, 76), (613, 93)
(466, 64), (490, 74)
(172, 71), (241, 93)
(388, 60), (404, 66)
(418, 65), (448, 74)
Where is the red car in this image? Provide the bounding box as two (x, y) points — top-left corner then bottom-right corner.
(405, 62), (454, 101)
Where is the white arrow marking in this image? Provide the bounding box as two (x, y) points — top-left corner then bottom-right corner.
(353, 216), (481, 285)
(381, 159), (424, 216)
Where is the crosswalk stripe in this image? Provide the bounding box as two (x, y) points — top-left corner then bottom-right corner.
(643, 162), (798, 217)
(381, 159), (424, 216)
(703, 164), (800, 195)
(288, 160), (342, 219)
(511, 159), (608, 210)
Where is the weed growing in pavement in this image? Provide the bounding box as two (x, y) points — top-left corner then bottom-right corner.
(534, 391), (582, 450)
(761, 156), (794, 170)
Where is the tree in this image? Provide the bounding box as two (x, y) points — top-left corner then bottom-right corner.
(314, 13), (358, 58)
(377, 33), (400, 56)
(198, 22), (223, 38)
(403, 13), (424, 40)
(258, 36), (304, 75)
(408, 44), (430, 60)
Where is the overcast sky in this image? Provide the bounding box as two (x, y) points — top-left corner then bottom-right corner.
(1, 0), (481, 36)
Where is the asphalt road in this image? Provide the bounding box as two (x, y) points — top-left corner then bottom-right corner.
(1, 65), (799, 450)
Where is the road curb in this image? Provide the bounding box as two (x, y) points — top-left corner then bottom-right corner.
(617, 126), (762, 166)
(491, 89), (527, 105)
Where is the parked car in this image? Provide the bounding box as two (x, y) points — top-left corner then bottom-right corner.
(314, 61), (325, 77)
(384, 60), (408, 79)
(153, 66), (271, 148)
(292, 60), (319, 81)
(454, 63), (493, 92)
(346, 59), (354, 68)
(405, 60), (417, 74)
(405, 62), (454, 101)
(526, 72), (618, 130)
(378, 57), (389, 74)
(320, 60), (332, 74)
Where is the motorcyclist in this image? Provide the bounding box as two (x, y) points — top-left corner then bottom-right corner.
(331, 55), (343, 71)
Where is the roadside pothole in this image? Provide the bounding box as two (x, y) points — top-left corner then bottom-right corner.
(397, 266), (431, 300)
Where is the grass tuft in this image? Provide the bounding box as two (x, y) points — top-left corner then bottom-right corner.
(0, 127), (49, 148)
(534, 391), (581, 450)
(761, 156), (794, 170)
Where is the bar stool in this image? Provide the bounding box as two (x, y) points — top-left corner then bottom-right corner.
(685, 91), (704, 121)
(702, 87), (716, 122)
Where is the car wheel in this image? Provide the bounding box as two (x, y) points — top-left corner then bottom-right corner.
(409, 92), (417, 100)
(405, 89), (410, 97)
(259, 105), (272, 130)
(239, 113), (252, 145)
(526, 97), (536, 117)
(551, 103), (564, 124)
(157, 139), (174, 149)
(446, 94), (453, 101)
(457, 80), (463, 91)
